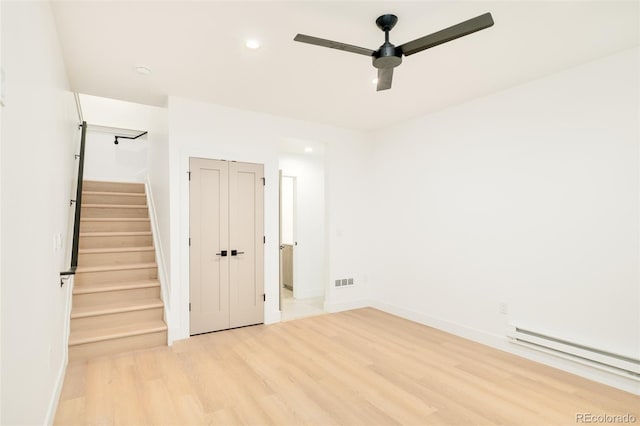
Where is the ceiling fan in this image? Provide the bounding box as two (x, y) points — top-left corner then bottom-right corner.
(294, 12), (494, 91)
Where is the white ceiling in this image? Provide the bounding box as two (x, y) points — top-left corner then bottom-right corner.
(51, 1), (639, 131)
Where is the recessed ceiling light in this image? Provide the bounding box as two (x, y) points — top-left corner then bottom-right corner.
(372, 78), (378, 84)
(304, 147), (313, 153)
(245, 39), (261, 49)
(135, 65), (152, 76)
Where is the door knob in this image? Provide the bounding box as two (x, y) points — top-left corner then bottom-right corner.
(231, 250), (245, 256)
(216, 250), (228, 257)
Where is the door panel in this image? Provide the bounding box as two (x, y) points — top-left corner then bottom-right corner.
(229, 161), (264, 328)
(189, 158), (230, 334)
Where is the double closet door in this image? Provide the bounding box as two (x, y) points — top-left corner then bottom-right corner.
(189, 158), (264, 335)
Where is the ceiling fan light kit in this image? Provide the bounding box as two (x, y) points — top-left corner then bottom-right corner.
(294, 12), (494, 91)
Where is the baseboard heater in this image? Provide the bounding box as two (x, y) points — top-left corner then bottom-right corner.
(508, 326), (640, 378)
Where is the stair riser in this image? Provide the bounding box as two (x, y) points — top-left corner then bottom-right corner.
(71, 307), (164, 332)
(80, 220), (151, 233)
(73, 286), (160, 307)
(79, 234), (152, 249)
(83, 193), (147, 205)
(69, 331), (166, 362)
(75, 268), (157, 285)
(82, 206), (149, 218)
(83, 181), (145, 194)
(79, 250), (155, 267)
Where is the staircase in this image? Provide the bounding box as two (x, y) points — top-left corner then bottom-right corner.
(69, 180), (167, 361)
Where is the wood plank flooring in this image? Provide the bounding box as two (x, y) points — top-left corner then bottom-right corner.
(54, 308), (640, 425)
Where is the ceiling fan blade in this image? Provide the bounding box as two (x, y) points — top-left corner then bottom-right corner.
(294, 34), (375, 57)
(377, 68), (393, 91)
(399, 12), (494, 56)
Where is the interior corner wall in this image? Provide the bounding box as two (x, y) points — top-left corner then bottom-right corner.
(324, 135), (372, 312)
(368, 47), (639, 393)
(166, 96), (371, 340)
(1, 1), (78, 424)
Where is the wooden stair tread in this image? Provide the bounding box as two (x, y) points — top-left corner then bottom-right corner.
(83, 204), (148, 209)
(76, 262), (157, 273)
(81, 218), (150, 222)
(73, 279), (160, 295)
(71, 298), (164, 319)
(79, 246), (154, 254)
(83, 191), (146, 197)
(83, 180), (144, 188)
(69, 320), (167, 346)
(80, 231), (151, 237)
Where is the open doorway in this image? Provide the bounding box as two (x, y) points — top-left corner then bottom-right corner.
(278, 143), (326, 321)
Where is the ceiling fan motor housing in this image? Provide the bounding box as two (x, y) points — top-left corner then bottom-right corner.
(373, 14), (402, 69)
(373, 44), (402, 69)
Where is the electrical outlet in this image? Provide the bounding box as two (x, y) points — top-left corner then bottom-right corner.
(335, 279), (342, 287)
(499, 302), (508, 315)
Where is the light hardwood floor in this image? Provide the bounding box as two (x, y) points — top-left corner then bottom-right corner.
(55, 308), (639, 425)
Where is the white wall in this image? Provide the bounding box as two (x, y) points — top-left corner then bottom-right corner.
(80, 94), (159, 131)
(280, 176), (294, 245)
(167, 97), (370, 340)
(0, 4), (4, 422)
(0, 2), (78, 424)
(323, 136), (372, 312)
(369, 48), (639, 393)
(79, 94), (168, 184)
(279, 152), (326, 299)
(83, 130), (149, 183)
(148, 106), (171, 296)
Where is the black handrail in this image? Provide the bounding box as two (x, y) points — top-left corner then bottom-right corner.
(60, 121), (87, 286)
(114, 131), (147, 145)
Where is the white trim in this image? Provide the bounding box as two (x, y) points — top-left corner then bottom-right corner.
(144, 178), (173, 345)
(73, 92), (83, 123)
(370, 299), (640, 395)
(44, 352), (67, 425)
(46, 273), (74, 424)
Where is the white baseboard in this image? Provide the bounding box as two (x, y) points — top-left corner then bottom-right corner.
(44, 358), (67, 425)
(369, 300), (640, 395)
(45, 273), (74, 424)
(324, 299), (369, 313)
